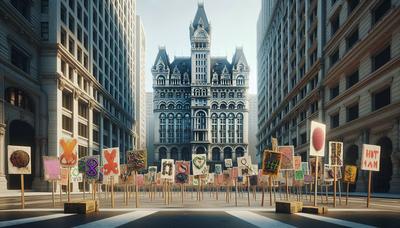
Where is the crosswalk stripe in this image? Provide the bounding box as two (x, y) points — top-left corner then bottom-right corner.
(296, 213), (377, 228)
(73, 210), (157, 228)
(0, 213), (74, 227)
(226, 211), (295, 228)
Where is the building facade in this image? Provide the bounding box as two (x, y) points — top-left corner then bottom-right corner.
(152, 3), (249, 170)
(146, 92), (154, 165)
(135, 15), (146, 150)
(248, 94), (259, 165)
(257, 0), (400, 193)
(0, 0), (138, 191)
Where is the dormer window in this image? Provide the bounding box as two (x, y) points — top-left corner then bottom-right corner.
(236, 76), (244, 85)
(157, 76), (165, 85)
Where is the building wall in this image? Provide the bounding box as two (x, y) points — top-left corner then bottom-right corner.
(0, 0), (138, 191)
(135, 16), (146, 150)
(248, 94), (258, 165)
(257, 0), (400, 193)
(146, 92), (154, 165)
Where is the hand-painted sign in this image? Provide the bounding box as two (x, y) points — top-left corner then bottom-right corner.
(127, 150), (147, 171)
(344, 165), (357, 184)
(279, 146), (294, 170)
(309, 121), (326, 157)
(192, 154), (208, 176)
(59, 138), (78, 167)
(102, 148), (120, 176)
(85, 155), (100, 180)
(262, 150), (281, 175)
(43, 156), (60, 181)
(361, 144), (381, 171)
(329, 142), (343, 166)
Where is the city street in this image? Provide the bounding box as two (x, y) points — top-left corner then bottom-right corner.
(0, 191), (399, 227)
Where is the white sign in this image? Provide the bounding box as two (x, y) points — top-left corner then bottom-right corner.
(70, 166), (83, 182)
(361, 144), (381, 171)
(192, 154), (208, 176)
(161, 159), (175, 180)
(309, 121), (326, 157)
(329, 141), (343, 166)
(8, 145), (31, 174)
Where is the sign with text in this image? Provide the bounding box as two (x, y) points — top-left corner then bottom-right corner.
(361, 144), (381, 171)
(329, 141), (343, 166)
(309, 121), (326, 157)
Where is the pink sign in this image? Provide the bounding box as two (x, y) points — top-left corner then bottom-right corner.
(43, 156), (61, 181)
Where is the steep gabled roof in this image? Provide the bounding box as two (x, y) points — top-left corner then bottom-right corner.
(170, 57), (191, 74)
(192, 3), (210, 33)
(211, 57), (232, 75)
(231, 47), (248, 67)
(153, 47), (170, 67)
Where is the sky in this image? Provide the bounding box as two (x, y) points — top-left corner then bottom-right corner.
(136, 0), (261, 94)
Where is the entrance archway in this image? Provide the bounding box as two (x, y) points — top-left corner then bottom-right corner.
(373, 137), (393, 193)
(345, 145), (358, 192)
(8, 120), (35, 189)
(196, 146), (206, 154)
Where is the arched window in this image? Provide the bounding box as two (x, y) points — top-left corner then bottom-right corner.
(168, 104), (174, 110)
(212, 147), (221, 161)
(196, 111), (206, 129)
(236, 147), (245, 158)
(236, 76), (244, 85)
(237, 113), (243, 143)
(176, 114), (183, 143)
(211, 104), (218, 109)
(176, 104), (182, 110)
(220, 113), (226, 143)
(183, 113), (191, 142)
(159, 147), (167, 160)
(196, 146), (206, 154)
(159, 104), (166, 110)
(157, 76), (165, 85)
(184, 103), (190, 109)
(171, 147), (179, 160)
(237, 103), (244, 109)
(220, 103), (227, 109)
(224, 147), (232, 159)
(5, 87), (34, 112)
(159, 114), (166, 143)
(228, 104), (235, 110)
(182, 147), (190, 161)
(211, 113), (218, 143)
(229, 92), (235, 98)
(237, 92), (243, 98)
(167, 113), (174, 143)
(228, 113), (235, 143)
(160, 92), (165, 98)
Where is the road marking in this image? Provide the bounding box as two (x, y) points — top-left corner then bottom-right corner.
(296, 213), (377, 228)
(0, 213), (74, 227)
(99, 208), (276, 212)
(226, 210), (295, 228)
(73, 210), (157, 228)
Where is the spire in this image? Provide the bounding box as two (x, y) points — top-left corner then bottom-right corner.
(232, 47), (248, 67)
(153, 46), (170, 67)
(192, 2), (210, 33)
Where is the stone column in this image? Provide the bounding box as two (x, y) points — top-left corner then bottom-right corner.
(0, 123), (7, 191)
(220, 150), (224, 162)
(389, 119), (400, 193)
(72, 89), (80, 192)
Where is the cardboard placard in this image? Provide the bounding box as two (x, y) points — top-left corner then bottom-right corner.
(361, 144), (381, 171)
(301, 162), (309, 175)
(127, 150), (147, 171)
(175, 161), (190, 184)
(215, 164), (222, 175)
(102, 148), (120, 176)
(70, 166), (83, 182)
(309, 121), (326, 157)
(329, 141), (343, 166)
(192, 154), (207, 176)
(279, 146), (294, 170)
(261, 150), (281, 175)
(85, 155), (100, 180)
(161, 159), (175, 180)
(59, 138), (78, 167)
(293, 156), (302, 171)
(43, 156), (60, 181)
(8, 145), (31, 174)
(344, 165), (357, 184)
(237, 155), (253, 176)
(148, 166), (157, 183)
(119, 164), (132, 184)
(224, 159), (233, 168)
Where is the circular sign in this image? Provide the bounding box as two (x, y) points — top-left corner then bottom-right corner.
(312, 127), (324, 151)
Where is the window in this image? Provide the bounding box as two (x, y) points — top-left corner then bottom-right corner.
(330, 49), (339, 67)
(330, 113), (339, 128)
(211, 114), (218, 143)
(348, 0), (359, 14)
(62, 115), (73, 132)
(373, 0), (391, 24)
(330, 84), (339, 100)
(93, 110), (100, 125)
(300, 133), (307, 145)
(228, 113), (235, 143)
(60, 28), (67, 46)
(236, 76), (244, 85)
(60, 4), (67, 23)
(331, 15), (340, 36)
(346, 70), (359, 89)
(237, 114), (243, 143)
(62, 91), (73, 111)
(69, 14), (75, 33)
(310, 101), (318, 114)
(372, 87), (390, 111)
(69, 0), (75, 11)
(78, 146), (88, 158)
(347, 103), (359, 122)
(41, 22), (49, 40)
(11, 46), (30, 73)
(41, 0), (49, 14)
(373, 45), (391, 71)
(93, 129), (99, 143)
(5, 87), (34, 112)
(159, 114), (166, 143)
(11, 0), (31, 20)
(157, 76), (165, 85)
(78, 123), (88, 138)
(78, 100), (88, 118)
(346, 28), (359, 50)
(68, 36), (75, 54)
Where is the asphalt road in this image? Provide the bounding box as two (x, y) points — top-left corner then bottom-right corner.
(0, 208), (399, 227)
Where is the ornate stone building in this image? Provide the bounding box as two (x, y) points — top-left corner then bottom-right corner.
(152, 3), (249, 170)
(0, 0), (138, 191)
(257, 0), (400, 193)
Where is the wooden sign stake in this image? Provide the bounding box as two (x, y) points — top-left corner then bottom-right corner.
(181, 183), (184, 205)
(314, 156), (319, 206)
(346, 182), (350, 206)
(111, 176), (115, 208)
(235, 179), (238, 207)
(367, 170), (371, 208)
(92, 180), (95, 200)
(333, 166), (337, 207)
(67, 167), (71, 203)
(20, 174), (25, 209)
(261, 183), (265, 207)
(247, 176), (250, 207)
(83, 174), (86, 199)
(269, 176), (273, 206)
(59, 182), (62, 203)
(135, 171), (139, 208)
(285, 171), (289, 200)
(52, 180), (55, 207)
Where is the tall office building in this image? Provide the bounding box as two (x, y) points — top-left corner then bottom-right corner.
(257, 0), (400, 193)
(0, 0), (138, 191)
(152, 3), (249, 169)
(146, 92), (154, 165)
(248, 94), (259, 165)
(136, 15), (146, 150)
